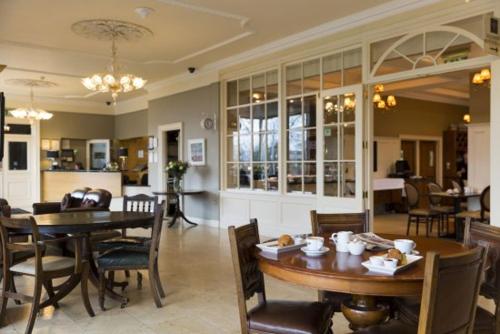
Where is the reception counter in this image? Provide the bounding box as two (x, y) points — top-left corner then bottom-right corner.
(41, 170), (122, 201)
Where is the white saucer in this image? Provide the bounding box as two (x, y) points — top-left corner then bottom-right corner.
(301, 246), (330, 257)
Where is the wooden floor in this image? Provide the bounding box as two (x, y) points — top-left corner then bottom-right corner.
(374, 213), (455, 237)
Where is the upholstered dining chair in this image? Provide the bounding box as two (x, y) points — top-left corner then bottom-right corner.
(0, 215), (94, 334)
(310, 210), (368, 312)
(228, 220), (334, 334)
(457, 186), (491, 223)
(427, 182), (455, 237)
(97, 201), (166, 309)
(354, 245), (487, 334)
(404, 182), (440, 237)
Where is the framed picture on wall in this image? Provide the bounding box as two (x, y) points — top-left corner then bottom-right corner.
(188, 138), (206, 166)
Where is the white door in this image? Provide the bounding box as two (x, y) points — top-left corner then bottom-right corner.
(316, 85), (364, 212)
(4, 134), (33, 209)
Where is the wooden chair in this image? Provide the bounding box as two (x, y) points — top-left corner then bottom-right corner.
(355, 245), (487, 334)
(228, 220), (334, 334)
(405, 182), (440, 237)
(310, 210), (368, 312)
(0, 216), (94, 334)
(97, 201), (166, 309)
(457, 186), (491, 223)
(427, 182), (455, 237)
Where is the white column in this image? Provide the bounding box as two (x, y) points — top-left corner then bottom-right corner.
(490, 59), (500, 226)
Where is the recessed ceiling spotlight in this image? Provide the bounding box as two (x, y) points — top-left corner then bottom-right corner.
(135, 7), (155, 19)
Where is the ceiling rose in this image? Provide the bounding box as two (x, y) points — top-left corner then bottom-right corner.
(71, 19), (153, 42)
(5, 78), (56, 121)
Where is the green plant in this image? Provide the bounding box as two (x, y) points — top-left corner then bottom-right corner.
(165, 160), (189, 178)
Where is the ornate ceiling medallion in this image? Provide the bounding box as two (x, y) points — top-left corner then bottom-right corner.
(5, 78), (56, 121)
(71, 19), (153, 42)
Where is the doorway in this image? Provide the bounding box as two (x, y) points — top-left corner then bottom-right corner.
(157, 122), (183, 192)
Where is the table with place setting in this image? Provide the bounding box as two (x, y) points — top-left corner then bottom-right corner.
(256, 232), (471, 329)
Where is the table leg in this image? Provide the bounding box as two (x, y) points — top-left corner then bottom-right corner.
(168, 193), (198, 228)
(341, 295), (389, 330)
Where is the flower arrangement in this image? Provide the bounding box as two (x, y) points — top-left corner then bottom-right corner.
(166, 160), (189, 178)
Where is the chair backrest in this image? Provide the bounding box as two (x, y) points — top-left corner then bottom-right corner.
(451, 180), (463, 192)
(418, 246), (487, 334)
(123, 194), (158, 213)
(228, 220), (266, 332)
(427, 182), (443, 206)
(464, 220), (500, 303)
(480, 186), (490, 216)
(82, 189), (112, 209)
(149, 201), (166, 259)
(310, 210), (368, 236)
(0, 199), (11, 218)
(404, 182), (420, 209)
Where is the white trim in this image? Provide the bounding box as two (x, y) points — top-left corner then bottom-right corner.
(157, 122), (183, 192)
(113, 96), (149, 115)
(86, 139), (111, 170)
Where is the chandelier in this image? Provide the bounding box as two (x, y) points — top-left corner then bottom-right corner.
(472, 68), (491, 87)
(373, 84), (397, 110)
(74, 20), (152, 104)
(6, 78), (55, 121)
(325, 94), (356, 113)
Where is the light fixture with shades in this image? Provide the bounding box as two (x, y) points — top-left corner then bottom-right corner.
(73, 19), (152, 104)
(463, 113), (471, 124)
(373, 84), (397, 110)
(6, 78), (55, 121)
(472, 68), (491, 86)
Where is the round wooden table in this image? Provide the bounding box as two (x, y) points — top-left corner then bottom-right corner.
(257, 234), (471, 328)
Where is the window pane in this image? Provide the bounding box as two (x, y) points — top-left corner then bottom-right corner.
(343, 49), (362, 85)
(267, 133), (279, 161)
(287, 98), (302, 129)
(324, 126), (338, 161)
(303, 163), (316, 194)
(239, 163), (251, 188)
(239, 135), (251, 162)
(324, 162), (338, 196)
(341, 94), (356, 123)
(252, 74), (265, 103)
(9, 141), (27, 170)
(324, 95), (339, 124)
(304, 129), (316, 161)
(303, 59), (320, 93)
(252, 104), (265, 133)
(266, 70), (278, 100)
(287, 130), (302, 161)
(227, 81), (238, 107)
(239, 107), (251, 134)
(341, 162), (356, 198)
(303, 95), (316, 128)
(266, 102), (279, 132)
(267, 163), (279, 191)
(227, 109), (238, 134)
(227, 163), (238, 188)
(286, 64), (302, 96)
(342, 124), (355, 161)
(227, 136), (238, 162)
(253, 164), (266, 190)
(253, 134), (265, 162)
(238, 78), (250, 105)
(323, 53), (342, 89)
(287, 163), (302, 193)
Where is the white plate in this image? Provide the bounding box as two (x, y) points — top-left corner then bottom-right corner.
(256, 240), (306, 254)
(301, 246), (330, 257)
(361, 254), (423, 275)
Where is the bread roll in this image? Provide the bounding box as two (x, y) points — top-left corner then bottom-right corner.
(278, 234), (294, 247)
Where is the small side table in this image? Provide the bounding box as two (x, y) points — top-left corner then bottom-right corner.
(153, 190), (205, 228)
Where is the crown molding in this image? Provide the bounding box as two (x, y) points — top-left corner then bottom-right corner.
(396, 91), (469, 106)
(113, 95), (148, 115)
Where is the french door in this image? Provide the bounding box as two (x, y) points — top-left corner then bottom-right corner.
(3, 134), (33, 209)
(316, 85), (364, 212)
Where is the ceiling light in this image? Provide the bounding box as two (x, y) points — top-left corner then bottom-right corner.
(387, 95), (397, 107)
(372, 93), (381, 103)
(472, 68), (491, 87)
(135, 7), (155, 19)
(463, 113), (471, 123)
(373, 84), (396, 110)
(6, 78), (55, 122)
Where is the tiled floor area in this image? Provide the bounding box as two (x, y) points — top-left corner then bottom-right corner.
(1, 217), (493, 334)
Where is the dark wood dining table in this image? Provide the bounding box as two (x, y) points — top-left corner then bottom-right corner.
(153, 189), (205, 228)
(33, 211), (155, 305)
(257, 234), (471, 329)
(429, 191), (481, 213)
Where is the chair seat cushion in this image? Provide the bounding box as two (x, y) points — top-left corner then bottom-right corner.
(354, 320), (416, 334)
(248, 301), (333, 334)
(322, 290), (351, 312)
(94, 237), (150, 252)
(409, 209), (438, 216)
(472, 307), (495, 333)
(456, 210), (481, 219)
(431, 205), (455, 214)
(10, 256), (74, 275)
(97, 249), (149, 269)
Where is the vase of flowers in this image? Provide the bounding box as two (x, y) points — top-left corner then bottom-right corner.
(166, 160), (189, 192)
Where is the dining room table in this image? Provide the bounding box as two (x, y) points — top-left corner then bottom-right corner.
(32, 210), (155, 306)
(257, 233), (472, 329)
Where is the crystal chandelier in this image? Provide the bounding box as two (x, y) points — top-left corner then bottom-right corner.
(81, 36), (146, 104)
(7, 79), (54, 121)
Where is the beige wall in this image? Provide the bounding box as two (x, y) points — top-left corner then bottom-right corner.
(40, 111), (115, 139)
(114, 109), (148, 139)
(469, 75), (490, 123)
(374, 97), (468, 137)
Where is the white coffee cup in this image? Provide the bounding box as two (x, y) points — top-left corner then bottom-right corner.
(394, 239), (416, 254)
(331, 231), (353, 253)
(306, 236), (324, 251)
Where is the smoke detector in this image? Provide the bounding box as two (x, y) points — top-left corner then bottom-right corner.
(135, 7), (155, 19)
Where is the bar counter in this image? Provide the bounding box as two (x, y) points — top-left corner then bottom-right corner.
(41, 170), (122, 201)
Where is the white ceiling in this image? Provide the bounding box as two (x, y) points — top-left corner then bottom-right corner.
(0, 0), (441, 109)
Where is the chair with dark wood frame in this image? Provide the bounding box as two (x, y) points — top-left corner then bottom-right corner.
(404, 182), (440, 237)
(0, 216), (94, 334)
(310, 210), (368, 312)
(97, 201), (166, 309)
(355, 245), (487, 334)
(228, 220), (334, 334)
(427, 182), (455, 237)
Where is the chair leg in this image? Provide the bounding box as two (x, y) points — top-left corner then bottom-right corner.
(99, 272), (106, 311)
(154, 260), (165, 299)
(81, 263), (95, 317)
(0, 270), (10, 327)
(43, 280), (59, 309)
(148, 267), (162, 308)
(406, 215), (411, 236)
(26, 279), (42, 334)
(107, 271), (115, 291)
(425, 217), (430, 237)
(137, 272), (143, 290)
(10, 275), (21, 305)
(416, 216), (419, 235)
